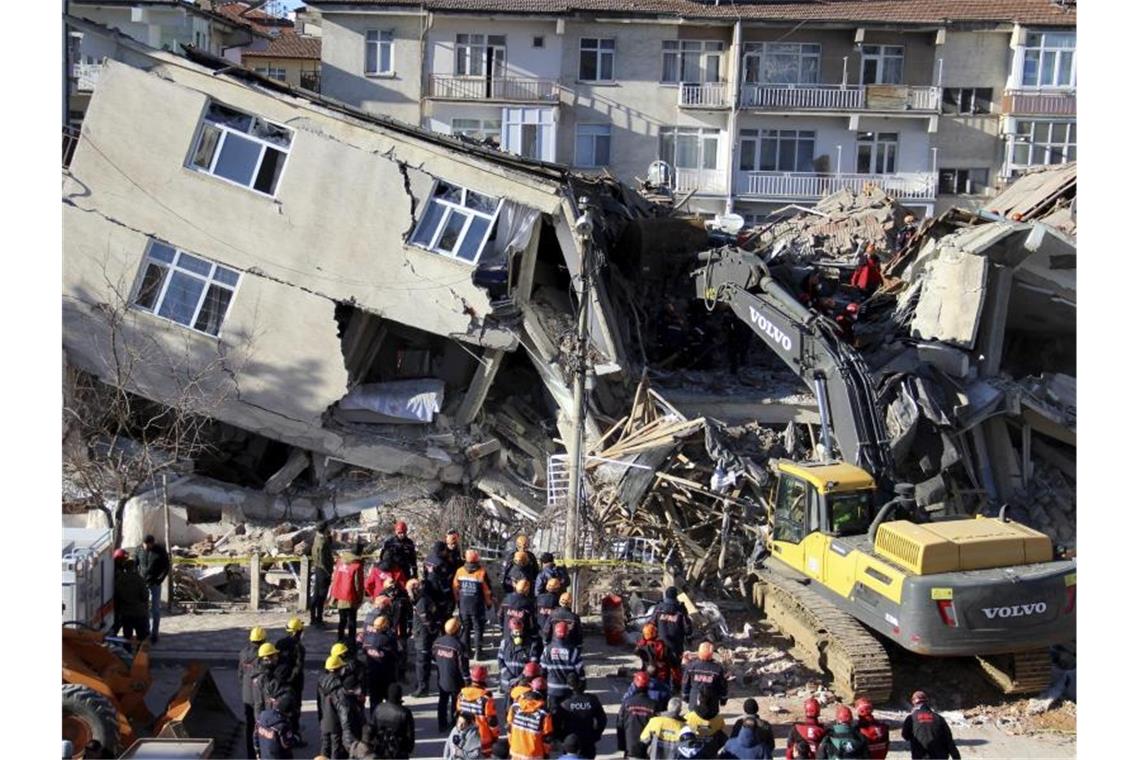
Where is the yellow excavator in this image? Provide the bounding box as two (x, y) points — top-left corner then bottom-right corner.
(694, 249), (1076, 701)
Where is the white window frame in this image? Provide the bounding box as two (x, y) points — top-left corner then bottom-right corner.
(740, 129), (816, 172)
(856, 131), (899, 174)
(574, 124), (612, 168)
(451, 117), (502, 146)
(455, 33), (506, 78)
(1007, 119), (1075, 174)
(860, 44), (904, 85)
(742, 42), (821, 85)
(365, 30), (394, 76)
(662, 40), (724, 84)
(254, 65), (288, 82)
(579, 38), (616, 82)
(1021, 31), (1076, 89)
(132, 239), (241, 337)
(188, 102), (293, 197)
(659, 127), (720, 170)
(409, 180), (503, 264)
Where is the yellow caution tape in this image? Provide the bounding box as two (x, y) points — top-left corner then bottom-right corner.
(930, 587), (953, 600)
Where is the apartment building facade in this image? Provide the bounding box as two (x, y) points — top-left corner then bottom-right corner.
(280, 1), (1076, 218)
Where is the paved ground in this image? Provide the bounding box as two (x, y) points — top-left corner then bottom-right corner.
(143, 606), (1075, 759)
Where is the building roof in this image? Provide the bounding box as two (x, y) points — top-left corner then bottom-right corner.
(216, 2), (294, 33)
(308, 0), (1075, 26)
(70, 0), (275, 35)
(242, 31), (322, 59)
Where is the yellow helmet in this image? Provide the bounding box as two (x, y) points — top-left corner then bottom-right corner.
(325, 654), (346, 670)
(330, 642), (349, 658)
(249, 626), (267, 643)
(286, 617), (304, 633)
(258, 642), (280, 658)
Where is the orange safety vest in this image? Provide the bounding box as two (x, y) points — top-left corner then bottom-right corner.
(458, 684), (499, 751)
(453, 565), (493, 606)
(507, 697), (553, 760)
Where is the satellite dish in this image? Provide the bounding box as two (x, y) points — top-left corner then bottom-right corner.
(714, 213), (745, 235)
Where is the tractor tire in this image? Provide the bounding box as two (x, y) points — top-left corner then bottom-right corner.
(62, 684), (119, 757)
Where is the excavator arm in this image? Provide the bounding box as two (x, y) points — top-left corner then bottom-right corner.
(693, 247), (893, 483)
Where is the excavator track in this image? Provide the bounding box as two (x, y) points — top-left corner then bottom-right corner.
(750, 568), (893, 703)
(976, 649), (1054, 695)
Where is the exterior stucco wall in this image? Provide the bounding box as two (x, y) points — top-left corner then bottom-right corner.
(319, 11), (424, 125)
(427, 16), (563, 80)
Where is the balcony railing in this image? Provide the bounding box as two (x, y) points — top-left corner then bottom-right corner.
(740, 83), (941, 112)
(429, 75), (559, 103)
(72, 62), (101, 92)
(299, 71), (321, 93)
(674, 168), (728, 195)
(1001, 88), (1076, 116)
(678, 82), (731, 109)
(738, 171), (936, 201)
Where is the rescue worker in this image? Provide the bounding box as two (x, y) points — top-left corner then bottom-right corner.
(424, 541), (456, 619)
(365, 556), (407, 599)
(453, 549), (494, 660)
(553, 673), (607, 758)
(639, 697), (685, 760)
(635, 624), (680, 693)
(135, 534), (170, 643)
(333, 641), (367, 718)
(616, 671), (657, 759)
(446, 712), (486, 760)
(542, 620), (586, 705)
(818, 705), (870, 759)
(109, 548), (129, 637)
(318, 654), (361, 759)
(651, 587), (692, 662)
(408, 577), (438, 697)
(901, 691), (960, 760)
(256, 690), (301, 759)
(370, 683), (416, 759)
(459, 664), (501, 755)
(252, 642), (284, 716)
(501, 535), (539, 594)
(620, 664), (670, 713)
(502, 578), (539, 639)
(434, 617), (472, 732)
(362, 615), (399, 710)
(310, 520), (335, 628)
(329, 545), (366, 644)
(363, 593), (393, 633)
(239, 626), (267, 760)
(507, 680), (555, 760)
(508, 661), (545, 718)
(544, 593), (583, 649)
(786, 698), (827, 760)
(444, 531), (464, 584)
(382, 576), (413, 681)
(500, 618), (542, 706)
(535, 578), (562, 636)
(535, 553), (570, 598)
(681, 642), (727, 712)
(113, 556), (150, 648)
(381, 520), (418, 580)
(853, 698), (889, 760)
(275, 617), (306, 731)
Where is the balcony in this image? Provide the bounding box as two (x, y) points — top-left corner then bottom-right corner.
(72, 62), (102, 92)
(428, 75), (559, 103)
(738, 171), (936, 201)
(674, 168), (728, 195)
(299, 71), (321, 93)
(678, 82), (731, 110)
(1001, 89), (1076, 116)
(740, 83), (941, 113)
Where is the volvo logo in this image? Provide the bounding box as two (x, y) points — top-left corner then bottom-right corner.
(748, 306), (793, 352)
(981, 602), (1047, 619)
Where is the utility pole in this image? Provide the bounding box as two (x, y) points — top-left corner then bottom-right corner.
(564, 197), (594, 612)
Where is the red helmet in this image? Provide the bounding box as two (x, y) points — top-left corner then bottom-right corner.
(471, 665), (488, 685)
(911, 690), (929, 706)
(530, 677), (547, 693)
(523, 662), (542, 679)
(394, 520), (408, 534)
(804, 698), (820, 718)
(632, 671), (650, 689)
(854, 697), (873, 718)
(554, 621), (569, 640)
(113, 549), (128, 562)
(836, 705), (853, 724)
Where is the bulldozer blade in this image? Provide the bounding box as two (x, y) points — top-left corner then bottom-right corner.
(153, 663), (242, 757)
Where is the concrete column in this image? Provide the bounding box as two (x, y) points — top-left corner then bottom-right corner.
(298, 556), (310, 614)
(457, 349), (506, 425)
(250, 552), (261, 612)
(977, 265), (1013, 378)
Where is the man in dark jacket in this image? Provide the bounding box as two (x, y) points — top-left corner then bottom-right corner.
(498, 619), (542, 705)
(553, 673), (607, 758)
(616, 672), (657, 759)
(542, 621), (586, 705)
(501, 578), (539, 639)
(901, 691), (960, 759)
(500, 535), (539, 595)
(424, 541), (456, 619)
(275, 618), (306, 731)
(721, 717), (773, 759)
(535, 578), (563, 638)
(433, 617), (472, 732)
(371, 683), (416, 758)
(381, 520), (418, 580)
(134, 535), (169, 643)
(408, 578), (438, 697)
(544, 592), (583, 648)
(252, 642), (285, 715)
(681, 642), (727, 712)
(256, 690), (301, 759)
(113, 557), (150, 647)
(382, 578), (413, 681)
(318, 654), (361, 759)
(652, 587), (692, 660)
(310, 521), (335, 627)
(730, 699), (775, 755)
(453, 550), (494, 659)
(239, 626), (267, 759)
(362, 616), (399, 710)
(817, 705), (869, 759)
(535, 553), (571, 597)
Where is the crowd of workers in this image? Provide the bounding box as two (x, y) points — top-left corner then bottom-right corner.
(217, 520), (961, 759)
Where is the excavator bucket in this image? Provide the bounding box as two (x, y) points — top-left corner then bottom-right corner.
(153, 663), (242, 757)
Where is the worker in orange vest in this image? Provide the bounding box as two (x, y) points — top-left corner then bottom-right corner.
(459, 664), (500, 755)
(453, 549), (494, 659)
(507, 678), (554, 760)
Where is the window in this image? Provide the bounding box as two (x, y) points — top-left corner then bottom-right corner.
(773, 476), (808, 544)
(575, 124), (611, 168)
(502, 107), (555, 161)
(409, 180), (502, 263)
(133, 239), (240, 336)
(660, 127), (719, 169)
(189, 102), (293, 195)
(662, 40), (723, 83)
(941, 87), (993, 115)
(1009, 120), (1075, 171)
(579, 38), (615, 82)
(254, 66), (288, 82)
(938, 168), (990, 195)
(365, 30), (393, 75)
(740, 129), (815, 172)
(861, 44), (904, 85)
(1022, 31), (1075, 88)
(456, 34), (505, 77)
(533, 36), (545, 48)
(828, 491), (873, 537)
(856, 131), (898, 174)
(451, 118), (501, 147)
(742, 42), (821, 85)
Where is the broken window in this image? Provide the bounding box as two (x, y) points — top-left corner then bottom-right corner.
(938, 168), (989, 195)
(941, 87), (993, 115)
(860, 44), (904, 85)
(452, 118), (502, 147)
(579, 38), (615, 82)
(366, 30), (394, 75)
(189, 101), (292, 196)
(575, 124), (612, 168)
(132, 238), (240, 336)
(1021, 31), (1075, 88)
(409, 180), (502, 263)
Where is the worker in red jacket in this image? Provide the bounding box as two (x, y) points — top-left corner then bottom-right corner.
(328, 546), (365, 644)
(634, 624), (679, 691)
(785, 697), (826, 760)
(854, 697), (890, 760)
(365, 556), (408, 598)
